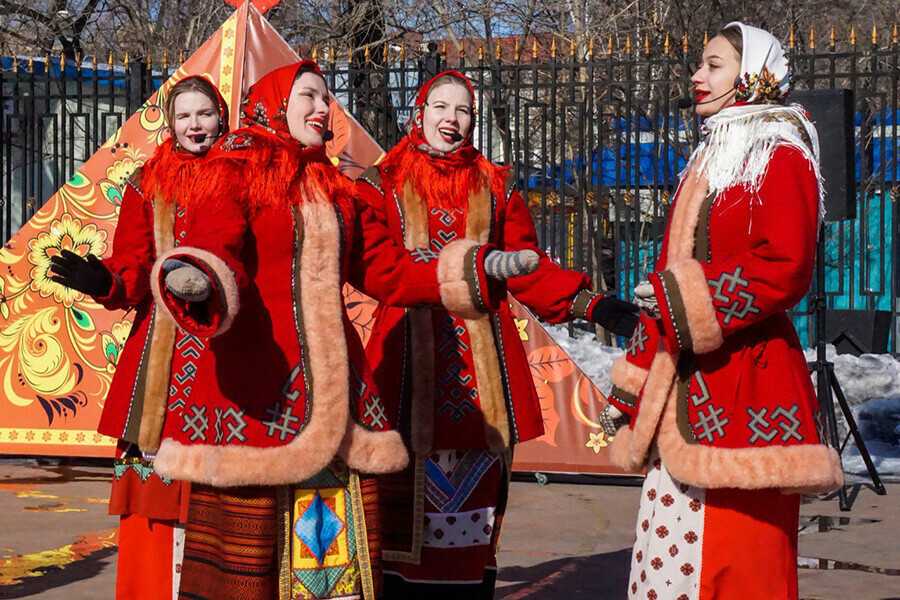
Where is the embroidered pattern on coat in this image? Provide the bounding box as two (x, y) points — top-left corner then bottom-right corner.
(694, 405), (729, 443)
(424, 449), (499, 513)
(627, 321), (649, 356)
(168, 331), (205, 412)
(746, 405), (803, 444)
(708, 266), (761, 325)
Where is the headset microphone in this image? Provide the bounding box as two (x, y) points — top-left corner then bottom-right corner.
(322, 130), (334, 142)
(676, 96), (693, 109)
(676, 86), (737, 109)
(447, 131), (464, 142)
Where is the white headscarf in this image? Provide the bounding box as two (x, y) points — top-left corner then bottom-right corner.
(726, 21), (791, 103)
(685, 22), (825, 223)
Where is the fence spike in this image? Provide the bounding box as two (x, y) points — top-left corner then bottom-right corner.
(478, 42), (484, 61)
(515, 37), (521, 60)
(162, 50), (168, 69)
(383, 43), (389, 61)
(645, 32), (650, 54)
(608, 35), (614, 55)
(329, 45), (336, 62)
(401, 42), (407, 60)
(626, 34), (631, 54)
(76, 52), (83, 70)
(497, 41), (502, 61)
(364, 45), (370, 62)
(532, 39), (538, 59)
(441, 40), (446, 56)
(810, 27), (815, 49)
(12, 57), (16, 73)
(179, 50), (184, 64)
(312, 45), (318, 61)
(570, 39), (576, 57)
(460, 42), (466, 58)
(551, 38), (557, 58)
(831, 26), (836, 47)
(28, 56), (34, 73)
(872, 23), (877, 45)
(790, 26), (795, 49)
(683, 32), (689, 53)
(851, 25), (856, 45)
(703, 31), (708, 45)
(348, 46), (354, 64)
(588, 37), (594, 57)
(124, 51), (129, 68)
(894, 22), (899, 44)
(45, 52), (50, 71)
(146, 54), (152, 69)
(296, 44), (302, 57)
(59, 53), (64, 71)
(664, 32), (670, 55)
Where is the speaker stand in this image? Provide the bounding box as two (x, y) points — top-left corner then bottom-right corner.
(810, 230), (886, 510)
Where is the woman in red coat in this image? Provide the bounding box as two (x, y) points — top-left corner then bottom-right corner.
(146, 61), (533, 600)
(602, 23), (844, 600)
(49, 75), (229, 599)
(355, 70), (639, 598)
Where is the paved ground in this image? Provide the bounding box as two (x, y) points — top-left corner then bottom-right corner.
(0, 460), (897, 599)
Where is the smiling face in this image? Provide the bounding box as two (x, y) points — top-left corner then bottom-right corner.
(690, 34), (742, 117)
(286, 71), (330, 147)
(422, 80), (473, 153)
(172, 91), (221, 155)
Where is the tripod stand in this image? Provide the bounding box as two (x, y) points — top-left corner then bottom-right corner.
(809, 230), (887, 510)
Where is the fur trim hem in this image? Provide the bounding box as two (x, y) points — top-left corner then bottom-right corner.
(338, 424), (409, 474)
(660, 259), (723, 354)
(438, 239), (484, 319)
(151, 247), (240, 338)
(136, 306), (177, 454)
(656, 396), (844, 492)
(466, 316), (509, 451)
(610, 356), (650, 396)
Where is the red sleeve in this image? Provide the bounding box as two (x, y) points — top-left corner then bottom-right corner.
(94, 182), (155, 310)
(649, 145), (819, 355)
(502, 187), (597, 323)
(151, 159), (249, 337)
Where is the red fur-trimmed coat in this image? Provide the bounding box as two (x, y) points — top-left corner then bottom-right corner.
(148, 129), (497, 487)
(607, 145), (843, 492)
(355, 164), (605, 453)
(95, 139), (201, 454)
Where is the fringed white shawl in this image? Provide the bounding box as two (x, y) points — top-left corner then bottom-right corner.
(686, 103), (826, 224)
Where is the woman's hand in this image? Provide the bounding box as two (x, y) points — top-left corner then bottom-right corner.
(599, 403), (630, 436)
(591, 296), (640, 337)
(49, 250), (113, 297)
(484, 249), (540, 280)
(163, 259), (212, 302)
(633, 280), (660, 319)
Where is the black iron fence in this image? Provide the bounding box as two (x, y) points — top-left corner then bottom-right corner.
(2, 35), (899, 348)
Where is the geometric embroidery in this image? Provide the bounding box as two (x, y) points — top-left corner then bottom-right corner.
(708, 266), (761, 325)
(438, 392), (478, 423)
(693, 405), (729, 443)
(424, 449), (498, 513)
(410, 248), (438, 263)
(627, 321), (649, 356)
(746, 405), (803, 444)
(213, 406), (248, 444)
(262, 401), (301, 441)
(688, 372), (711, 407)
(294, 491), (344, 565)
(437, 316), (469, 359)
(168, 329), (207, 413)
(362, 396), (387, 429)
(438, 363), (473, 387)
(182, 405), (209, 441)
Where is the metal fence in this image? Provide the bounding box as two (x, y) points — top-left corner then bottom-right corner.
(2, 35), (899, 348)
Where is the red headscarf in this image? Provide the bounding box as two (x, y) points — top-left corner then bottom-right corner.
(203, 61), (349, 211)
(142, 74), (230, 205)
(381, 70), (507, 212)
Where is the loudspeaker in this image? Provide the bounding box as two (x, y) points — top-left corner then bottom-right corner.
(824, 309), (891, 356)
(791, 89), (856, 221)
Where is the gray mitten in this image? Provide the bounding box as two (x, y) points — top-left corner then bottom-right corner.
(598, 403), (629, 436)
(164, 261), (212, 302)
(484, 249), (539, 281)
(633, 280), (660, 319)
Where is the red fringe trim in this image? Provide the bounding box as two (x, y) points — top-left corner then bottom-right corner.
(140, 138), (203, 206)
(381, 139), (509, 212)
(181, 128), (353, 216)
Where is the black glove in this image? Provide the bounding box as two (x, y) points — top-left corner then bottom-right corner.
(49, 249), (113, 297)
(591, 296), (640, 338)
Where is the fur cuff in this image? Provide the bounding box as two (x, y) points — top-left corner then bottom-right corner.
(338, 423), (409, 474)
(652, 258), (723, 355)
(438, 239), (496, 319)
(151, 247), (240, 338)
(607, 356), (650, 415)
